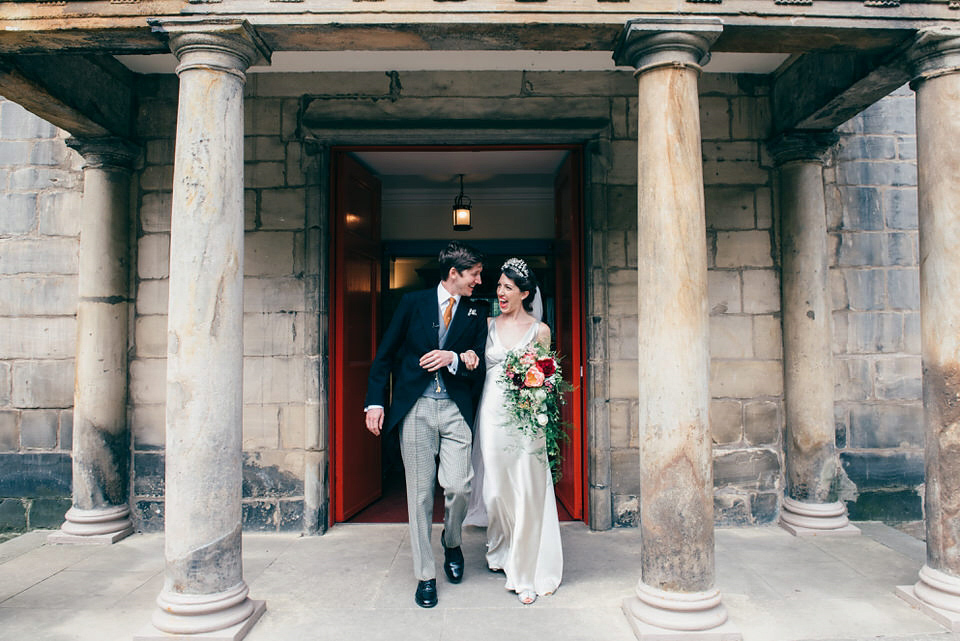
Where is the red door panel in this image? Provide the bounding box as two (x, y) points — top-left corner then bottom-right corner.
(553, 150), (586, 521)
(332, 153), (382, 522)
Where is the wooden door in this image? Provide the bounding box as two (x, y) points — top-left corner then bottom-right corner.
(331, 152), (383, 522)
(553, 150), (586, 521)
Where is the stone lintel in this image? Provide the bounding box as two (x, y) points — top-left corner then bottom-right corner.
(905, 26), (960, 86)
(149, 18), (272, 69)
(66, 137), (139, 170)
(612, 18), (723, 70)
(768, 130), (839, 165)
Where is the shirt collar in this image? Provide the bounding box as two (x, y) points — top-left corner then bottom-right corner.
(437, 282), (460, 307)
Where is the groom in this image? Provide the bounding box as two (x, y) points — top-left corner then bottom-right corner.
(364, 241), (488, 608)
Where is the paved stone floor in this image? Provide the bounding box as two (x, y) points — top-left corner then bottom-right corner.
(0, 521), (954, 641)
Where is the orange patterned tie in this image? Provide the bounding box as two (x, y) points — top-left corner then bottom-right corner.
(443, 297), (455, 328)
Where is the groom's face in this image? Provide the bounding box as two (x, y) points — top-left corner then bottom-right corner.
(446, 264), (483, 298)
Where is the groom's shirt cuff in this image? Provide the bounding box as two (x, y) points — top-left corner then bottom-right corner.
(448, 352), (459, 375)
(364, 405), (383, 412)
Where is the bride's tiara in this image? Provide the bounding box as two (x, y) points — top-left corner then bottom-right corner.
(501, 257), (529, 279)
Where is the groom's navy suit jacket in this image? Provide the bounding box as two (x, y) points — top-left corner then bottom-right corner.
(365, 288), (488, 435)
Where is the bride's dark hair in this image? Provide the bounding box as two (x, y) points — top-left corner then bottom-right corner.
(501, 258), (538, 313)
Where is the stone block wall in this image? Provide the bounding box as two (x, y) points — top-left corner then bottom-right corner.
(604, 74), (783, 527)
(0, 96), (81, 532)
(131, 76), (313, 532)
(828, 85), (923, 523)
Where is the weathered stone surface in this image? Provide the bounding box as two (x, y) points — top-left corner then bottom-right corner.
(714, 449), (780, 491)
(28, 498), (70, 528)
(846, 490), (922, 523)
(137, 234), (170, 280)
(133, 453), (164, 498)
(278, 499), (304, 532)
(0, 363), (9, 406)
(710, 315), (752, 359)
(19, 409), (58, 449)
(710, 360), (783, 398)
(840, 450), (924, 490)
(242, 450), (305, 498)
(744, 401), (779, 446)
(135, 315), (168, 358)
(875, 356), (922, 400)
(709, 400), (742, 445)
(36, 190), (81, 237)
(243, 313), (303, 357)
(705, 186), (755, 230)
(259, 188), (305, 230)
(129, 358), (166, 405)
(135, 279), (169, 316)
(844, 269), (884, 311)
(834, 357), (873, 401)
(707, 270), (741, 315)
(0, 499), (27, 532)
(741, 270), (780, 313)
(11, 360), (74, 408)
(241, 501), (277, 531)
(887, 269), (920, 310)
(841, 186), (883, 230)
(849, 403), (923, 449)
(0, 238), (77, 275)
(0, 410), (18, 451)
(0, 452), (70, 497)
(0, 276), (78, 315)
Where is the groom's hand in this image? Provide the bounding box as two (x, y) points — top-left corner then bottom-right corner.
(365, 408), (384, 436)
(419, 349), (455, 372)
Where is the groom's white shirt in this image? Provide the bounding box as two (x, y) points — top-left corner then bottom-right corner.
(364, 282), (461, 412)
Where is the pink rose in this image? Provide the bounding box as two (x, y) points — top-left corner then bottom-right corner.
(520, 351), (537, 366)
(524, 367), (545, 388)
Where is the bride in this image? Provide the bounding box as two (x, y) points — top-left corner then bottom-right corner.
(461, 257), (563, 605)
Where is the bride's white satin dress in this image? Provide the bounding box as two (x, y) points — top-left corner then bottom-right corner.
(467, 319), (563, 597)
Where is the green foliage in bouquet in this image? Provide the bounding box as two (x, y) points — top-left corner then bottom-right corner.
(499, 342), (574, 483)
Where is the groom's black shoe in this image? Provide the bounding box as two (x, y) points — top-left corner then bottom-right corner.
(415, 579), (437, 608)
(441, 530), (464, 584)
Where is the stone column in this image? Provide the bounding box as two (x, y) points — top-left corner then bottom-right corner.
(137, 20), (270, 641)
(896, 27), (960, 632)
(770, 132), (859, 537)
(49, 138), (137, 545)
(613, 18), (739, 640)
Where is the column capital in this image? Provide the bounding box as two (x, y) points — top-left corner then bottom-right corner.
(149, 19), (272, 76)
(612, 18), (722, 73)
(904, 26), (960, 88)
(768, 131), (839, 166)
(66, 137), (139, 171)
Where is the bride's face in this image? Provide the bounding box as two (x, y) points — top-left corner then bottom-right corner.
(496, 273), (529, 314)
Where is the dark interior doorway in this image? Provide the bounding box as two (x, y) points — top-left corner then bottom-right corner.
(329, 146), (587, 527)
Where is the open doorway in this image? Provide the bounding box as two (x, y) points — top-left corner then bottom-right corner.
(329, 146), (587, 526)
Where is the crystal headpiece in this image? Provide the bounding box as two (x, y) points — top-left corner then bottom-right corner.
(501, 257), (529, 279)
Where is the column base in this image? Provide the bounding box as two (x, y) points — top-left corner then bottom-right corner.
(142, 581), (263, 639)
(48, 505), (134, 545)
(897, 565), (960, 632)
(623, 583), (741, 641)
(135, 600), (265, 641)
(779, 498), (860, 537)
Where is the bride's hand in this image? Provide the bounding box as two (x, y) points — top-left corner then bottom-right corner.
(460, 350), (479, 371)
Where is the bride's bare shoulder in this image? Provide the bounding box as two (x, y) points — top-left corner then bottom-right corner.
(536, 322), (551, 346)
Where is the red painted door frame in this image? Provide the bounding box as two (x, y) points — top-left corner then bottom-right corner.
(328, 144), (589, 526)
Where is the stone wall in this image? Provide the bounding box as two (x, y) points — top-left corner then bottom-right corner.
(0, 96), (82, 532)
(0, 73), (927, 534)
(131, 76), (313, 532)
(828, 85), (923, 523)
(604, 74), (783, 527)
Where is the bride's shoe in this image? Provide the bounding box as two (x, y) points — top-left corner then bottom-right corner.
(518, 590), (537, 605)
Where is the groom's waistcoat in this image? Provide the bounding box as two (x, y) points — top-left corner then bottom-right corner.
(364, 287), (488, 434)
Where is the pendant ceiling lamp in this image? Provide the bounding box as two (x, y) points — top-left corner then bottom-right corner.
(452, 173), (472, 232)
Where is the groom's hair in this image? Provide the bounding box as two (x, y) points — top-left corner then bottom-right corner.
(439, 241), (484, 280)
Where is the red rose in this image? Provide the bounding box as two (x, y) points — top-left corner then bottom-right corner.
(536, 358), (556, 377)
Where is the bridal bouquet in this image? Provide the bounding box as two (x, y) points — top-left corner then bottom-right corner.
(500, 343), (573, 483)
